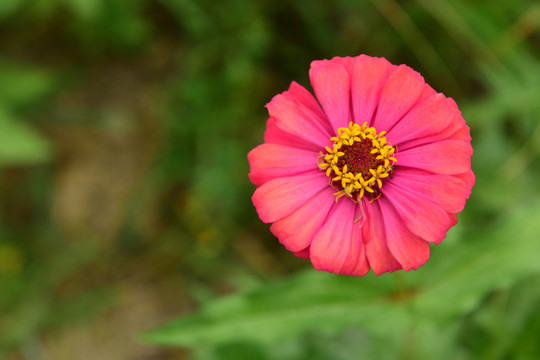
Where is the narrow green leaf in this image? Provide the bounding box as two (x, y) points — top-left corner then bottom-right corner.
(143, 271), (409, 347)
(144, 199), (540, 348)
(412, 200), (540, 320)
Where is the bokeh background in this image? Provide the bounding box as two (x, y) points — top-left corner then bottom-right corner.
(1, 0), (540, 359)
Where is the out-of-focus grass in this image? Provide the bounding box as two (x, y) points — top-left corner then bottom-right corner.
(0, 1), (539, 359)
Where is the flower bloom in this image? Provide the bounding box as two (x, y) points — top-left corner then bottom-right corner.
(248, 55), (474, 276)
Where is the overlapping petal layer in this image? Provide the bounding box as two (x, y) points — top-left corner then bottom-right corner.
(249, 55), (474, 276)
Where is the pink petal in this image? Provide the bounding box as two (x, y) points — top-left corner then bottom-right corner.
(448, 124), (472, 142)
(390, 168), (469, 213)
(455, 170), (476, 192)
(264, 117), (321, 151)
(294, 248), (310, 259)
(449, 214), (458, 227)
(418, 83), (438, 102)
(324, 56), (356, 75)
(338, 203), (370, 276)
(448, 98), (471, 142)
(382, 182), (451, 244)
(371, 64), (425, 132)
(361, 199), (402, 275)
(379, 197), (431, 271)
(351, 55), (391, 126)
(270, 187), (335, 252)
(397, 140), (472, 175)
(287, 81), (333, 134)
(309, 198), (356, 273)
(397, 122), (465, 151)
(248, 144), (317, 186)
(387, 94), (454, 146)
(309, 60), (351, 132)
(252, 170), (328, 223)
(396, 98), (469, 151)
(267, 90), (332, 149)
(248, 144), (317, 173)
(249, 168), (313, 188)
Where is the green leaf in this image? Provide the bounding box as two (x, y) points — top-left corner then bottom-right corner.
(142, 271), (410, 347)
(143, 198), (540, 350)
(65, 0), (103, 20)
(0, 61), (58, 109)
(457, 274), (540, 359)
(411, 200), (540, 321)
(0, 109), (51, 166)
(0, 0), (21, 19)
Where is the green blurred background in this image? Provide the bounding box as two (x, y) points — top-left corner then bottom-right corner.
(1, 0), (540, 359)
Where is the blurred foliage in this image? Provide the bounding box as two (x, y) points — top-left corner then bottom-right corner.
(0, 0), (539, 359)
(144, 200), (540, 359)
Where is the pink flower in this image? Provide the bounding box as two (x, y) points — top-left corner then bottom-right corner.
(248, 55), (474, 276)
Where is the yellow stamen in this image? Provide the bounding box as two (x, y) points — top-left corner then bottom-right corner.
(319, 122), (397, 201)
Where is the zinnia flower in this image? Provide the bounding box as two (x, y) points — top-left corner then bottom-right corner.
(248, 55), (474, 276)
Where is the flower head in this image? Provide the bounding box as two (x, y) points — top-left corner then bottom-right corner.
(248, 55), (474, 276)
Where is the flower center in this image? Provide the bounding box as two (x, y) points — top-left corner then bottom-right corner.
(318, 122), (397, 202)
